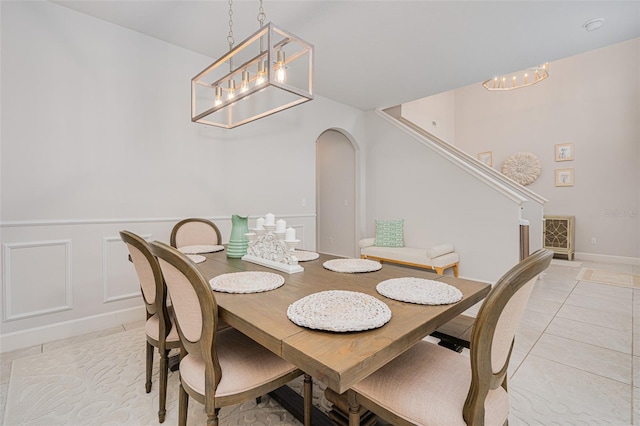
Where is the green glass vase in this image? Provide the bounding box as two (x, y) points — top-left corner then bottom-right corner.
(227, 214), (249, 258)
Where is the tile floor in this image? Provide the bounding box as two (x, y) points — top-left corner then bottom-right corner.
(508, 260), (639, 425)
(1, 259), (638, 425)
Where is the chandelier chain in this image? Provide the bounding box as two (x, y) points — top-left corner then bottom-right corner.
(227, 0), (234, 49)
(257, 0), (266, 27)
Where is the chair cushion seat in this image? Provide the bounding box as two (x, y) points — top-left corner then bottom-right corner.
(179, 328), (298, 398)
(352, 340), (509, 425)
(145, 312), (180, 344)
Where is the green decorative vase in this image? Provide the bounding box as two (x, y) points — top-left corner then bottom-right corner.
(227, 214), (249, 258)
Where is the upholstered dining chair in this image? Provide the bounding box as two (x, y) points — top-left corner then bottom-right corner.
(120, 230), (180, 423)
(170, 218), (222, 249)
(148, 240), (312, 426)
(346, 248), (553, 426)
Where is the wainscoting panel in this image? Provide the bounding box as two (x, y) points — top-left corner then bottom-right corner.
(2, 240), (72, 321)
(291, 224), (306, 250)
(0, 215), (316, 352)
(102, 235), (149, 303)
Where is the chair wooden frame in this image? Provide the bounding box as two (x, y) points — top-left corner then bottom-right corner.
(347, 249), (553, 426)
(120, 230), (180, 423)
(149, 240), (312, 426)
(170, 218), (222, 248)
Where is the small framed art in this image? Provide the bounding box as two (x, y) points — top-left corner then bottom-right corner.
(555, 143), (574, 161)
(478, 151), (492, 167)
(555, 168), (574, 187)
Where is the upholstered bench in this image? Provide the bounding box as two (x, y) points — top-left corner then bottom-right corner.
(359, 238), (459, 277)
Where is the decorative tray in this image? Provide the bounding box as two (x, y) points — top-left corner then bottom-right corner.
(322, 259), (382, 273)
(293, 250), (320, 262)
(178, 244), (224, 255)
(376, 278), (463, 305)
(287, 290), (391, 332)
(209, 271), (284, 294)
(186, 254), (206, 264)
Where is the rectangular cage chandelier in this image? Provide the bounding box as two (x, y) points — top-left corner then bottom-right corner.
(191, 22), (314, 129)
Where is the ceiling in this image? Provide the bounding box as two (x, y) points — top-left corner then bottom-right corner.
(52, 0), (640, 111)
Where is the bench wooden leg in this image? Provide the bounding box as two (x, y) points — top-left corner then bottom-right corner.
(361, 254), (458, 277)
(435, 263), (459, 277)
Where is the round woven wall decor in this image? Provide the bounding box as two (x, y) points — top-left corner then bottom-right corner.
(502, 152), (541, 186)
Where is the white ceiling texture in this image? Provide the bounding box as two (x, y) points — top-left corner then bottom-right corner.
(53, 0), (640, 110)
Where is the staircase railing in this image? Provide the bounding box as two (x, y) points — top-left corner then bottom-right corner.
(376, 109), (548, 206)
(376, 108), (546, 260)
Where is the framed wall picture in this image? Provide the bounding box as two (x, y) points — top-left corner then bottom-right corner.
(478, 151), (493, 167)
(555, 168), (574, 187)
(555, 143), (574, 161)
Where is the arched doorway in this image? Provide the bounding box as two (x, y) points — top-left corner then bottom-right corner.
(316, 129), (357, 257)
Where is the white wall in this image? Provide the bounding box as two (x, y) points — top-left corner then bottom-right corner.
(362, 111), (523, 284)
(454, 39), (639, 259)
(0, 1), (366, 351)
(402, 91), (456, 143)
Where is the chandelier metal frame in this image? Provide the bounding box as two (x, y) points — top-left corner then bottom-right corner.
(191, 1), (313, 129)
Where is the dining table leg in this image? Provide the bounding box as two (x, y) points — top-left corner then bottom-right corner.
(269, 385), (332, 426)
(324, 388), (377, 426)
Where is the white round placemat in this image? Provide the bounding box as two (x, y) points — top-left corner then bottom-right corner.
(293, 250), (320, 262)
(186, 254), (206, 264)
(209, 271), (284, 294)
(323, 259), (382, 273)
(178, 244), (224, 254)
(287, 290), (391, 332)
(376, 278), (463, 305)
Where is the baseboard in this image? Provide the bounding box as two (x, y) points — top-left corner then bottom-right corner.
(0, 306), (146, 353)
(575, 252), (640, 266)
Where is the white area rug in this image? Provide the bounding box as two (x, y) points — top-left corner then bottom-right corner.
(577, 268), (640, 289)
(4, 327), (328, 425)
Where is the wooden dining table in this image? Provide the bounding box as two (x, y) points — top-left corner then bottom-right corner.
(196, 249), (490, 423)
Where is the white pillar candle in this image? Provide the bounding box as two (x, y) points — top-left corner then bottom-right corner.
(265, 213), (275, 226)
(285, 227), (296, 241)
(276, 219), (287, 233)
(256, 217), (265, 230)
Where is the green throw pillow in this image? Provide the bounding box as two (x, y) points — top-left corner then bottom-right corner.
(374, 219), (404, 247)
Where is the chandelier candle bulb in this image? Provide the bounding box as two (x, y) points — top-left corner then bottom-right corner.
(285, 227), (296, 242)
(214, 86), (223, 106)
(275, 50), (287, 83)
(276, 219), (287, 233)
(227, 79), (236, 99)
(256, 60), (267, 86)
(256, 217), (265, 230)
(265, 213), (275, 226)
(241, 70), (250, 93)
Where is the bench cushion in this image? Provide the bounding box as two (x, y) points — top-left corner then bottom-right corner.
(361, 246), (459, 268)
